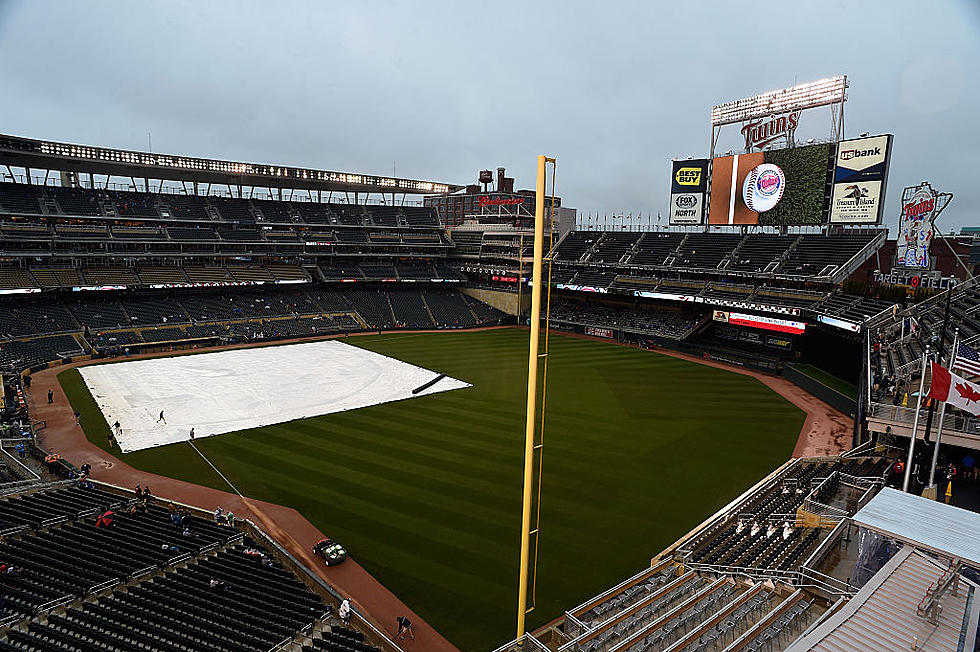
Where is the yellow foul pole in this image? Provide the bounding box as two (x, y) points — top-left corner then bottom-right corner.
(517, 155), (549, 639)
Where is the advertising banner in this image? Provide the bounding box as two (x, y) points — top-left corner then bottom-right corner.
(834, 135), (891, 183)
(669, 192), (703, 224)
(669, 159), (708, 224)
(829, 134), (892, 224)
(828, 180), (883, 224)
(713, 310), (806, 335)
(584, 326), (614, 339)
(817, 314), (862, 333)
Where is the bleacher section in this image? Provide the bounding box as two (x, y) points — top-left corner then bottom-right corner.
(0, 483), (388, 652)
(550, 231), (883, 282)
(628, 233), (686, 266)
(497, 455), (892, 652)
(0, 185), (448, 267)
(549, 296), (699, 340)
(0, 284), (506, 371)
(0, 261), (463, 291)
(781, 233), (878, 278)
(869, 278), (980, 404)
(553, 232), (600, 262)
(727, 234), (798, 273)
(674, 233), (743, 270)
(681, 457), (888, 571)
(423, 290), (479, 328)
(590, 232), (642, 264)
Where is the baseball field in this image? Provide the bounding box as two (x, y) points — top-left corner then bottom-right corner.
(60, 328), (805, 651)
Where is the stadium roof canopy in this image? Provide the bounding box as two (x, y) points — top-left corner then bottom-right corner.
(785, 547), (979, 652)
(0, 133), (462, 195)
(852, 487), (980, 566)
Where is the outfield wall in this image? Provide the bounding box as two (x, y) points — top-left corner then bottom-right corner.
(782, 365), (857, 417)
(547, 320), (782, 373)
(462, 286), (529, 316)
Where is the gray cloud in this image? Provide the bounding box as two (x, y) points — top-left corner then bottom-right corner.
(0, 0), (977, 232)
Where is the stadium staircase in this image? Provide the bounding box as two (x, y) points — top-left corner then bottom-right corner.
(419, 293), (438, 326)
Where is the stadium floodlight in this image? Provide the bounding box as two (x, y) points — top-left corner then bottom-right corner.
(711, 76), (847, 126)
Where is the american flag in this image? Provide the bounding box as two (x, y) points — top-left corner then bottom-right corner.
(954, 343), (980, 378)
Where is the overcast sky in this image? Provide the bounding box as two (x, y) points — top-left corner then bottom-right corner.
(0, 0), (977, 232)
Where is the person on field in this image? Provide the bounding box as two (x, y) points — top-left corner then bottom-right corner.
(395, 616), (415, 640)
(74, 410), (81, 426)
(157, 410), (166, 424)
(47, 389), (53, 404)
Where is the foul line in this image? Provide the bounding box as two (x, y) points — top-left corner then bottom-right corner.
(188, 440), (243, 497)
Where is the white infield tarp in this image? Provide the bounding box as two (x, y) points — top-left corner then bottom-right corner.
(79, 340), (470, 452)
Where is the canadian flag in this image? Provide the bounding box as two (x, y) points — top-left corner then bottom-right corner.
(927, 361), (980, 416)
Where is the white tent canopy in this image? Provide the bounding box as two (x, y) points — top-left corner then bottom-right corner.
(852, 487), (980, 567)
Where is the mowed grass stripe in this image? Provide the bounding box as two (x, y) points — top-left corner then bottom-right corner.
(65, 330), (804, 652)
(205, 449), (518, 565)
(211, 429), (521, 529)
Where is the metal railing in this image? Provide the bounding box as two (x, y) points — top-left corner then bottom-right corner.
(841, 439), (875, 458)
(685, 561), (800, 584)
(799, 519), (849, 572)
(490, 633), (552, 652)
(799, 496), (848, 521)
(563, 611), (590, 639)
(86, 579), (121, 594)
(798, 566), (858, 597)
(0, 479), (45, 497)
(34, 594), (75, 615)
(129, 564), (157, 579)
(0, 444), (41, 481)
(869, 402), (980, 439)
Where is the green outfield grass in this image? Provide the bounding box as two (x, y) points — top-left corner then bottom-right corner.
(60, 329), (805, 651)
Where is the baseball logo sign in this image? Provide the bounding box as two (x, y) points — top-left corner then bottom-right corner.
(742, 163), (785, 212)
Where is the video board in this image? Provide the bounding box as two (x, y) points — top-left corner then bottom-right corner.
(707, 143), (832, 226)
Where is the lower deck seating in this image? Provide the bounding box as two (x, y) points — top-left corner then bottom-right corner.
(423, 290), (477, 327)
(345, 290), (394, 328)
(388, 290), (433, 328)
(0, 482), (350, 652)
(0, 285), (505, 370)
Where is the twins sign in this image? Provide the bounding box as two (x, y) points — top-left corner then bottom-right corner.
(896, 181), (953, 269)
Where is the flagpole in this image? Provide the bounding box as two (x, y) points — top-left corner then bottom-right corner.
(923, 286), (955, 446)
(903, 347), (930, 493)
(928, 329), (958, 490)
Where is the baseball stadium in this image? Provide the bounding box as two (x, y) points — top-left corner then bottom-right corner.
(1, 4), (980, 652)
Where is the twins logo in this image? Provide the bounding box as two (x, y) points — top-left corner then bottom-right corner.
(896, 181), (953, 269)
(742, 163), (785, 213)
